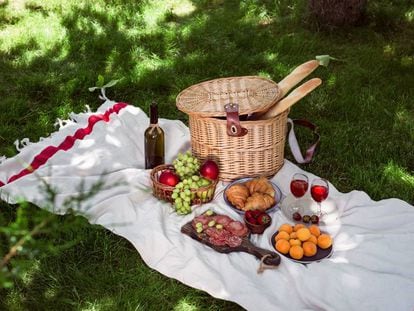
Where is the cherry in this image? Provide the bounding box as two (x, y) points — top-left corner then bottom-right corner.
(302, 215), (311, 223)
(292, 212), (302, 221)
(311, 214), (319, 224)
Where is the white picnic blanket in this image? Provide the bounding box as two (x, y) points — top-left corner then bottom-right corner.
(1, 100), (413, 311)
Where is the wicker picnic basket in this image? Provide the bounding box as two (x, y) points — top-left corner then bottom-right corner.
(176, 76), (289, 181)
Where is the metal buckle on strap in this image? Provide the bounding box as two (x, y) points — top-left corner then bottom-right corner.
(224, 103), (248, 137)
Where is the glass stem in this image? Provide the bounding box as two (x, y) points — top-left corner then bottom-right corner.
(292, 198), (299, 212)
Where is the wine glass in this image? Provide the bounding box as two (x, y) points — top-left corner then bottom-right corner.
(310, 178), (329, 217)
(289, 173), (309, 216)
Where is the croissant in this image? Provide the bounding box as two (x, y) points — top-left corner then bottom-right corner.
(225, 183), (250, 210)
(245, 177), (275, 197)
(244, 192), (275, 211)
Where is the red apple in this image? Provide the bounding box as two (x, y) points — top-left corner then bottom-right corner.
(159, 170), (180, 187)
(199, 160), (219, 181)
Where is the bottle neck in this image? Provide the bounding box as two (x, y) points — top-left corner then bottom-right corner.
(149, 102), (158, 125)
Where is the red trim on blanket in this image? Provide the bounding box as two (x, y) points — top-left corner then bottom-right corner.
(0, 102), (128, 187)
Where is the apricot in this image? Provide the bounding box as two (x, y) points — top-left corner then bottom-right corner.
(317, 234), (333, 249)
(275, 231), (290, 241)
(275, 239), (291, 254)
(290, 232), (297, 239)
(307, 235), (318, 245)
(289, 245), (304, 260)
(279, 223), (293, 234)
(309, 225), (321, 237)
(293, 223), (306, 232)
(303, 241), (317, 257)
(297, 228), (311, 241)
(289, 239), (302, 246)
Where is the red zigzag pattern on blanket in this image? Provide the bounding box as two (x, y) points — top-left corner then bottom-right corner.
(0, 102), (128, 188)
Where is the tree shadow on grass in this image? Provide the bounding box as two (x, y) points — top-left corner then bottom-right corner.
(5, 217), (243, 311)
(0, 2), (275, 309)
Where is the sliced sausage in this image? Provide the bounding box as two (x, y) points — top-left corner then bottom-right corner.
(226, 235), (242, 247)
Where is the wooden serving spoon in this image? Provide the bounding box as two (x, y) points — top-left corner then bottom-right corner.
(248, 60), (320, 120)
(277, 59), (320, 98)
(254, 78), (322, 120)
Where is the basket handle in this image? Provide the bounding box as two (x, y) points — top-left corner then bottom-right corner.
(287, 118), (320, 164)
(224, 103), (248, 137)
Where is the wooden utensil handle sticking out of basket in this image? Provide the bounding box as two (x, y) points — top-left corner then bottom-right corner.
(250, 78), (322, 120)
(277, 60), (320, 98)
(248, 60), (320, 120)
(261, 78), (322, 119)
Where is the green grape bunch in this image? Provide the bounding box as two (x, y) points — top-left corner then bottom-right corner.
(172, 151), (200, 180)
(169, 151), (214, 215)
(171, 175), (211, 215)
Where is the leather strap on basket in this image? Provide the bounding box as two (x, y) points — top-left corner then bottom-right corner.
(224, 103), (248, 137)
(287, 118), (320, 164)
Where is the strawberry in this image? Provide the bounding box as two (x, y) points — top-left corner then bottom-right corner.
(245, 211), (257, 224)
(246, 216), (257, 224)
(250, 210), (262, 218)
(257, 213), (271, 225)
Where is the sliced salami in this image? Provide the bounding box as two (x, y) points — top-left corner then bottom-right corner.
(204, 227), (219, 238)
(226, 235), (242, 247)
(236, 226), (249, 237)
(225, 220), (243, 234)
(192, 215), (210, 229)
(190, 211), (250, 247)
(212, 215), (232, 226)
(205, 227), (228, 238)
(208, 236), (226, 246)
(226, 221), (248, 237)
(226, 220), (243, 231)
(205, 227), (227, 246)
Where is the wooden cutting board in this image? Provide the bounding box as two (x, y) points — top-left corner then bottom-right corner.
(181, 221), (281, 267)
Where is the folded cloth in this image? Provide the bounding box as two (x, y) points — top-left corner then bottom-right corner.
(1, 100), (413, 311)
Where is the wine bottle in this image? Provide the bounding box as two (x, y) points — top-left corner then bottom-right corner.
(144, 102), (165, 169)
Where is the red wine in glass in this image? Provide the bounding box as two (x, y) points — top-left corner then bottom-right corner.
(289, 173), (309, 217)
(291, 179), (308, 198)
(311, 185), (328, 202)
(311, 179), (329, 217)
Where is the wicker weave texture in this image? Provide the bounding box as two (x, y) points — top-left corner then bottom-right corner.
(150, 164), (217, 204)
(189, 110), (289, 181)
(176, 76), (281, 117)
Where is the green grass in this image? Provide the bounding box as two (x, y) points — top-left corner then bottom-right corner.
(0, 0), (413, 309)
(2, 215), (237, 310)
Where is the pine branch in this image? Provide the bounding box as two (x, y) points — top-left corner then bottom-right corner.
(0, 215), (54, 269)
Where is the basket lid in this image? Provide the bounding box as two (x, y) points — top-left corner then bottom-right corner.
(176, 76), (281, 117)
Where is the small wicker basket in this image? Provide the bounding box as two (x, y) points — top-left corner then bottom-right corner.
(176, 76), (288, 181)
(244, 213), (272, 234)
(150, 164), (218, 205)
